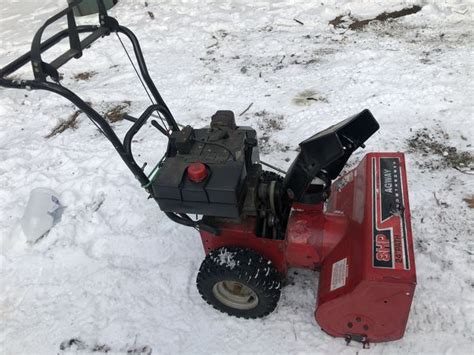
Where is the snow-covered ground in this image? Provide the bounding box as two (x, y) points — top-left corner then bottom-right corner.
(1, 0), (473, 354)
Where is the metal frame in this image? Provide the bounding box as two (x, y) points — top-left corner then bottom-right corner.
(0, 0), (179, 194)
(0, 0), (215, 232)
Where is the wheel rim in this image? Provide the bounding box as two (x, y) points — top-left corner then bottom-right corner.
(212, 281), (259, 310)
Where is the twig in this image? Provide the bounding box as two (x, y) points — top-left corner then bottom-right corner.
(453, 166), (474, 175)
(239, 102), (253, 116)
(453, 8), (468, 15)
(207, 35), (219, 49)
(293, 18), (304, 25)
(433, 192), (440, 206)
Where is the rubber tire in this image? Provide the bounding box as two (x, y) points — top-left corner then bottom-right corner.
(196, 246), (281, 319)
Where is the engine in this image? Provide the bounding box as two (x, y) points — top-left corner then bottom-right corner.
(153, 110), (287, 238)
(153, 109), (379, 239)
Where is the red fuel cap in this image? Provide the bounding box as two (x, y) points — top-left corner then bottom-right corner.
(187, 162), (208, 182)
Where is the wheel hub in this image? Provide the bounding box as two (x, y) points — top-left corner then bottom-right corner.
(212, 281), (259, 310)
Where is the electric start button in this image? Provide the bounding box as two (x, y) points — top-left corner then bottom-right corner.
(187, 162), (208, 182)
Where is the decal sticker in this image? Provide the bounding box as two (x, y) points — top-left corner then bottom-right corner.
(380, 158), (403, 222)
(330, 258), (348, 291)
(372, 157), (410, 270)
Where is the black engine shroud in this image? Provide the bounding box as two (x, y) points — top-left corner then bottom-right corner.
(154, 109), (379, 235)
(153, 111), (259, 218)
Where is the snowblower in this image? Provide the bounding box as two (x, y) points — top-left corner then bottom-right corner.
(0, 0), (416, 346)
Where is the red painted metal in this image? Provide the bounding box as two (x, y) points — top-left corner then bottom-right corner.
(199, 152), (416, 343)
(200, 217), (287, 274)
(285, 203), (348, 269)
(315, 153), (416, 343)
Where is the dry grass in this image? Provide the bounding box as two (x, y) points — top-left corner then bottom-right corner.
(104, 101), (131, 123)
(73, 71), (97, 81)
(292, 90), (328, 106)
(407, 128), (473, 171)
(45, 110), (81, 138)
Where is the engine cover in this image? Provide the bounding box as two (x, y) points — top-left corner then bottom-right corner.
(153, 111), (258, 218)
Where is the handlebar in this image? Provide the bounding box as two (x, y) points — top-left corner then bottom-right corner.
(0, 0), (179, 195)
(123, 104), (172, 157)
(0, 1), (222, 234)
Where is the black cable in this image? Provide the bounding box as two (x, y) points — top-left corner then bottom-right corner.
(191, 138), (236, 161)
(260, 160), (286, 174)
(115, 32), (167, 129)
(116, 32), (152, 102)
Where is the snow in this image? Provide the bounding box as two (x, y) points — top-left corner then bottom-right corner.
(213, 248), (238, 269)
(1, 0), (473, 354)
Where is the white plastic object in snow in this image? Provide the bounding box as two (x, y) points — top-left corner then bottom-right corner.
(21, 188), (62, 242)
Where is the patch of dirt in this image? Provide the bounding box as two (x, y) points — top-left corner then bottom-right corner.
(104, 101), (131, 123)
(126, 346), (153, 354)
(292, 90), (328, 106)
(59, 338), (151, 354)
(45, 110), (81, 138)
(407, 128), (474, 171)
(92, 344), (112, 353)
(255, 110), (284, 131)
(463, 195), (474, 209)
(59, 338), (86, 351)
(199, 29), (331, 77)
(357, 19), (471, 49)
(329, 15), (346, 28)
(329, 6), (422, 31)
(236, 51), (326, 76)
(198, 30), (231, 73)
(73, 71), (97, 81)
(419, 48), (443, 65)
(247, 110), (285, 154)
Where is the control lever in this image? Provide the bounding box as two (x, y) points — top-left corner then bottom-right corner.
(151, 119), (169, 136)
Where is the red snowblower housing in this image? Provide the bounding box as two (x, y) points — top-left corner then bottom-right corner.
(191, 111), (416, 344)
(0, 0), (416, 346)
